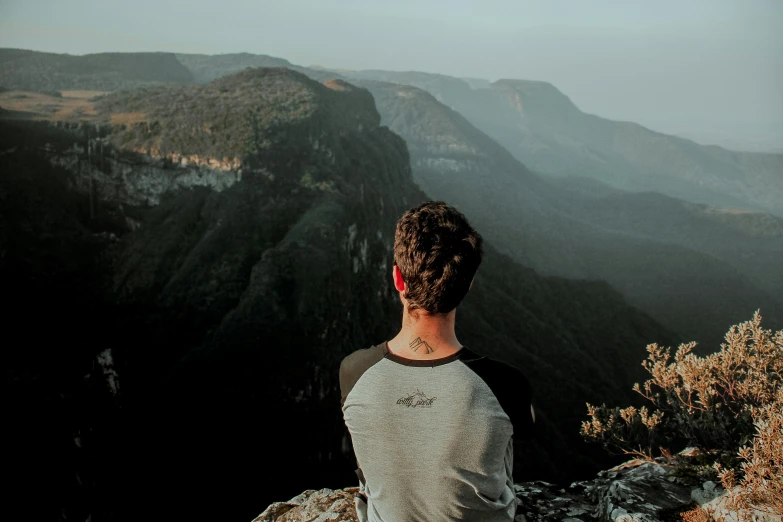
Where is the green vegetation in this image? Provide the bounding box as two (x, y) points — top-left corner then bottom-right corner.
(94, 68), (378, 168)
(0, 48), (193, 92)
(175, 52), (293, 83)
(95, 68), (318, 159)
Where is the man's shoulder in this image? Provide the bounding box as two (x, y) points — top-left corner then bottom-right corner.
(339, 343), (387, 406)
(340, 343), (387, 376)
(459, 351), (535, 439)
(460, 351), (530, 389)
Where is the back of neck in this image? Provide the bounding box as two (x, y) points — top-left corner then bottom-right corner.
(388, 310), (462, 360)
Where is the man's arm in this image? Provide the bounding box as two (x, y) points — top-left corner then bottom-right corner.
(339, 344), (387, 502)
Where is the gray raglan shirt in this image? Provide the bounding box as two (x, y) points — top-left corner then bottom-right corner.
(340, 342), (534, 522)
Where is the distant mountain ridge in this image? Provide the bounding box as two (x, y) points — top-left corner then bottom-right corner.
(3, 49), (779, 218)
(0, 48), (348, 93)
(336, 69), (783, 217)
(354, 79), (783, 347)
(175, 52), (293, 83)
(0, 48), (193, 91)
(175, 53), (339, 84)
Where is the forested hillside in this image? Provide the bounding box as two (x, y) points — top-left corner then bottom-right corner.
(0, 48), (194, 91)
(2, 68), (675, 522)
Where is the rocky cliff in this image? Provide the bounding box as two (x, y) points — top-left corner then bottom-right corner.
(3, 68), (416, 521)
(251, 450), (781, 522)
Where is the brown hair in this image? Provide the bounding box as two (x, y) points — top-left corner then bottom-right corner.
(393, 201), (483, 315)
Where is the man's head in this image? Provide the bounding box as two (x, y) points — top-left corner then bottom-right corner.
(393, 201), (483, 316)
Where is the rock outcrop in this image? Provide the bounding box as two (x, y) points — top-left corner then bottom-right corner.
(253, 489), (359, 522)
(252, 451), (781, 522)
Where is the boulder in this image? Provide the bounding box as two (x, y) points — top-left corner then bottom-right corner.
(252, 488), (358, 522)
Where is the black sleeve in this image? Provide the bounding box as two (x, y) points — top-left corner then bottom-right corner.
(462, 355), (536, 441)
(339, 344), (387, 471)
(339, 344), (386, 407)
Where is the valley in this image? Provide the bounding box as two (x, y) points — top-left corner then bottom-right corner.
(1, 49), (780, 522)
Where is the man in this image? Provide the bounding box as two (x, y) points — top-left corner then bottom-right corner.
(340, 201), (535, 522)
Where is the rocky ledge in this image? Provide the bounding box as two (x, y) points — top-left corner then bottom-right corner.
(252, 450), (780, 522)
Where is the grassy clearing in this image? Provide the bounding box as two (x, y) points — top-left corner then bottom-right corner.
(0, 90), (105, 122)
(109, 112), (148, 125)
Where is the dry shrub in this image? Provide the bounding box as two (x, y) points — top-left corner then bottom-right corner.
(581, 311), (782, 514)
(716, 386), (783, 517)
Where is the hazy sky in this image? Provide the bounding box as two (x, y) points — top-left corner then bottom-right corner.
(1, 0), (782, 150)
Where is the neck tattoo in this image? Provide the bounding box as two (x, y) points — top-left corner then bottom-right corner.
(409, 337), (436, 354)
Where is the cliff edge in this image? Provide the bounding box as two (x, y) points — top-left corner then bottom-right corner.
(252, 450), (781, 522)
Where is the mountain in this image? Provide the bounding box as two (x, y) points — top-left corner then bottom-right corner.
(3, 49), (778, 374)
(122, 52), (783, 322)
(353, 79), (783, 347)
(5, 49), (778, 220)
(337, 69), (783, 217)
(175, 52), (338, 84)
(0, 48), (194, 91)
(175, 52), (294, 83)
(2, 67), (675, 522)
(0, 48), (347, 95)
(545, 177), (783, 301)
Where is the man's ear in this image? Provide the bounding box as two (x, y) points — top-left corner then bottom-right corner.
(392, 264), (406, 292)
